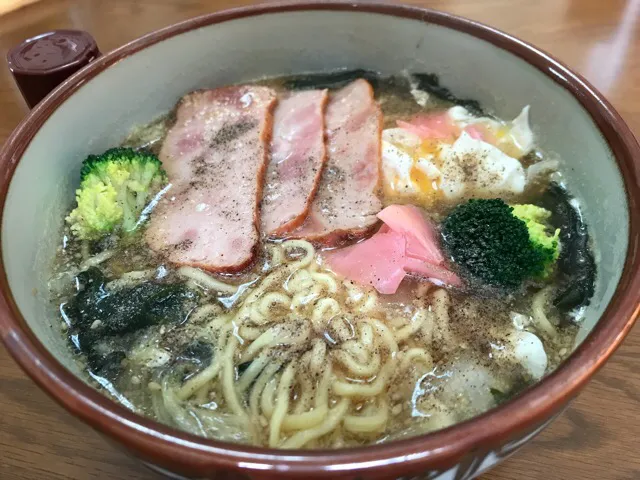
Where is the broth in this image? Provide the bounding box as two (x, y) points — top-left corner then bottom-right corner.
(48, 71), (594, 449)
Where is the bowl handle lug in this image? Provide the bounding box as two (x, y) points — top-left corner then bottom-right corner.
(6, 30), (101, 109)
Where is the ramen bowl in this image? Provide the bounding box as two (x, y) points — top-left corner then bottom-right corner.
(0, 2), (639, 479)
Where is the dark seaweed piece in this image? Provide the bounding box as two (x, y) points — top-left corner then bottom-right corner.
(539, 183), (596, 312)
(237, 361), (252, 375)
(177, 340), (213, 367)
(90, 235), (118, 255)
(490, 387), (509, 404)
(65, 267), (198, 348)
(411, 73), (486, 116)
(282, 68), (415, 99)
(236, 360), (264, 394)
(75, 329), (100, 353)
(490, 377), (531, 405)
(99, 283), (195, 336)
(282, 70), (487, 117)
(66, 267), (110, 331)
(282, 68), (385, 91)
(86, 350), (126, 380)
(174, 340), (213, 379)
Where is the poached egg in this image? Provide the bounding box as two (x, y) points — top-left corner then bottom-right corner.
(382, 106), (535, 205)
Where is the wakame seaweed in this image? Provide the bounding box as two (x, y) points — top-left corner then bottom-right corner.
(64, 267), (198, 350)
(86, 350), (126, 380)
(490, 377), (531, 405)
(282, 69), (486, 115)
(540, 183), (596, 312)
(410, 73), (486, 116)
(282, 69), (385, 91)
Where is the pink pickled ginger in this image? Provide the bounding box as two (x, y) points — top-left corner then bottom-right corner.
(397, 112), (502, 147)
(404, 256), (462, 287)
(325, 204), (461, 294)
(377, 204), (444, 265)
(396, 112), (459, 140)
(324, 231), (407, 294)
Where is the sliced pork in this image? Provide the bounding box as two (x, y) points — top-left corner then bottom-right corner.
(261, 90), (328, 236)
(294, 79), (383, 245)
(145, 86), (277, 272)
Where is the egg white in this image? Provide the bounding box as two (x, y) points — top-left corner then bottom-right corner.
(381, 106), (532, 204)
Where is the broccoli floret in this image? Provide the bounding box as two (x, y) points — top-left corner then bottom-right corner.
(512, 204), (560, 277)
(442, 199), (560, 289)
(66, 147), (167, 240)
(65, 175), (123, 239)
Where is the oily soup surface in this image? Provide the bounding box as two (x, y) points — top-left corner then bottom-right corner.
(49, 73), (590, 449)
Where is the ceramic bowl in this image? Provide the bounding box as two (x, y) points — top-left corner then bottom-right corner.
(1, 2), (639, 479)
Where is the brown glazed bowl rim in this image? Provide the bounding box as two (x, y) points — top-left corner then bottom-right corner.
(1, 1), (639, 477)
